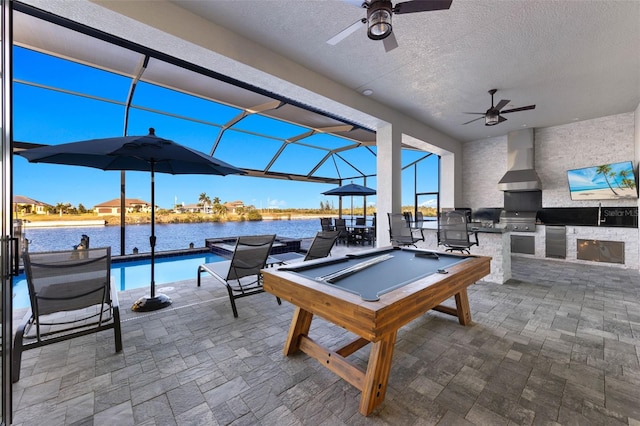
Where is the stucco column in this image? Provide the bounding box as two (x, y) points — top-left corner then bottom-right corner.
(634, 103), (640, 269)
(376, 123), (402, 246)
(439, 152), (456, 211)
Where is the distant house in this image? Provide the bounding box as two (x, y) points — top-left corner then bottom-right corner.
(224, 200), (244, 214)
(13, 195), (52, 215)
(174, 203), (210, 214)
(94, 198), (152, 216)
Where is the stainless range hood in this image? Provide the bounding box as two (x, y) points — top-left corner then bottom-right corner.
(498, 128), (541, 191)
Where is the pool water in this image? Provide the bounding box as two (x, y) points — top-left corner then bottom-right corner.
(13, 251), (224, 309)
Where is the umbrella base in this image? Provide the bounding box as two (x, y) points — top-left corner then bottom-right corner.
(131, 294), (172, 312)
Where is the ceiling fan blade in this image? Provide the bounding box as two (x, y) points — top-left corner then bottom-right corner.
(327, 18), (367, 46)
(498, 115), (507, 123)
(394, 0), (453, 14)
(462, 116), (485, 125)
(501, 105), (536, 114)
(383, 32), (399, 52)
(495, 99), (510, 111)
(463, 112), (486, 115)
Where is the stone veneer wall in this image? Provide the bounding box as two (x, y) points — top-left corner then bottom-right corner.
(462, 112), (636, 210)
(461, 135), (507, 210)
(536, 112), (636, 208)
(461, 111), (639, 270)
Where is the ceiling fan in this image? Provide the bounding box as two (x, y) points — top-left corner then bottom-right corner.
(326, 0), (453, 52)
(462, 89), (536, 126)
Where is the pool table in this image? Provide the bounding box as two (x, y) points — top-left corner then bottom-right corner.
(261, 246), (491, 416)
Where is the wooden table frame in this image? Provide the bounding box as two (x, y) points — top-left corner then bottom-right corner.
(262, 250), (491, 415)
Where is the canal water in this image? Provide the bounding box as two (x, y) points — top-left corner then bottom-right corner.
(21, 218), (332, 255)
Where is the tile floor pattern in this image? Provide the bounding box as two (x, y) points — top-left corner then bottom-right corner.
(10, 254), (640, 425)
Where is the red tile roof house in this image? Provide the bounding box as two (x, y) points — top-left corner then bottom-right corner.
(224, 200), (245, 213)
(93, 198), (152, 216)
(13, 195), (52, 215)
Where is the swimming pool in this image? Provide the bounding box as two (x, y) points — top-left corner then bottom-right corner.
(12, 251), (224, 309)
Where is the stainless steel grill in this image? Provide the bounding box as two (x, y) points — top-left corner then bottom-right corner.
(499, 211), (537, 232)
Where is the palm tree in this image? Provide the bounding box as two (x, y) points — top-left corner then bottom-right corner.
(198, 192), (211, 206)
(617, 168), (635, 189)
(595, 164), (618, 196)
(198, 192), (212, 213)
(212, 197), (226, 216)
(54, 202), (71, 215)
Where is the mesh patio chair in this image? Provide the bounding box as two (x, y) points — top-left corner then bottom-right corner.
(197, 234), (280, 317)
(388, 213), (422, 247)
(403, 211), (425, 242)
(13, 247), (122, 383)
(320, 217), (334, 231)
(333, 218), (352, 246)
(439, 211), (479, 254)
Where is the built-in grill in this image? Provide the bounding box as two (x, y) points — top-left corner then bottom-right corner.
(499, 210), (537, 232)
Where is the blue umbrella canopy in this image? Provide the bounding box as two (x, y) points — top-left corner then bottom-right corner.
(19, 128), (244, 175)
(323, 183), (376, 220)
(322, 183), (376, 197)
(18, 128), (245, 312)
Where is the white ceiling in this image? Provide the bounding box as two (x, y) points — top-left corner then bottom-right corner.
(168, 0), (640, 142)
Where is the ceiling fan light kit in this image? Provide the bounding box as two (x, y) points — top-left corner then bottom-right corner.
(328, 0), (452, 50)
(367, 1), (393, 40)
(485, 112), (500, 126)
(462, 89), (536, 126)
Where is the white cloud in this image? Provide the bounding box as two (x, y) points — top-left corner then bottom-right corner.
(268, 198), (287, 208)
(419, 199), (437, 207)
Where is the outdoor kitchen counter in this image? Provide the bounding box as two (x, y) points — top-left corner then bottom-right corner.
(468, 225), (507, 234)
(418, 224), (511, 284)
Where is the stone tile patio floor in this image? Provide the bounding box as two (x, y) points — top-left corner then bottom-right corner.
(10, 251), (640, 425)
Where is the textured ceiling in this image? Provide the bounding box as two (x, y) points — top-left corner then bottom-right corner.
(169, 0), (640, 142)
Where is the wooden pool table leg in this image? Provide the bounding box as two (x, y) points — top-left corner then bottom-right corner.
(455, 288), (472, 325)
(283, 306), (313, 355)
(359, 331), (397, 416)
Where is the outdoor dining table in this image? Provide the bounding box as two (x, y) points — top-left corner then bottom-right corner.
(346, 224), (376, 246)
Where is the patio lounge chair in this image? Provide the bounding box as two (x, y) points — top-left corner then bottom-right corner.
(197, 234), (280, 317)
(13, 247), (122, 383)
(271, 230), (340, 264)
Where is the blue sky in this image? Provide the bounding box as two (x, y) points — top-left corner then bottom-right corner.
(13, 46), (439, 210)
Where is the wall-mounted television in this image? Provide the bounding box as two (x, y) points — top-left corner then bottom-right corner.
(567, 161), (638, 201)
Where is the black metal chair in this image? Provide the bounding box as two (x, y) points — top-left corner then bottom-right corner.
(13, 247), (122, 383)
(320, 217), (334, 231)
(403, 211), (425, 242)
(197, 234), (280, 317)
(439, 211), (479, 254)
(388, 213), (422, 247)
(333, 218), (352, 245)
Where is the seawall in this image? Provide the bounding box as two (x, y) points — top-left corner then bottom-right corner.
(22, 220), (106, 228)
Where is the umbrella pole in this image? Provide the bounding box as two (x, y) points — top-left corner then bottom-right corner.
(132, 162), (172, 312)
(351, 195), (354, 225)
(151, 164), (155, 297)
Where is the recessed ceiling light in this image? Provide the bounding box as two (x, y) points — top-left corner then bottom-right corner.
(362, 89), (374, 96)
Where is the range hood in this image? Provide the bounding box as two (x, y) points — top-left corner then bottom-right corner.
(498, 128), (541, 191)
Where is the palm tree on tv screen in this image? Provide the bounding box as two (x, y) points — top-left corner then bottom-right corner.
(595, 164), (619, 196)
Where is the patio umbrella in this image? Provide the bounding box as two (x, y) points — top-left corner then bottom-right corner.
(322, 183), (376, 222)
(18, 128), (246, 312)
